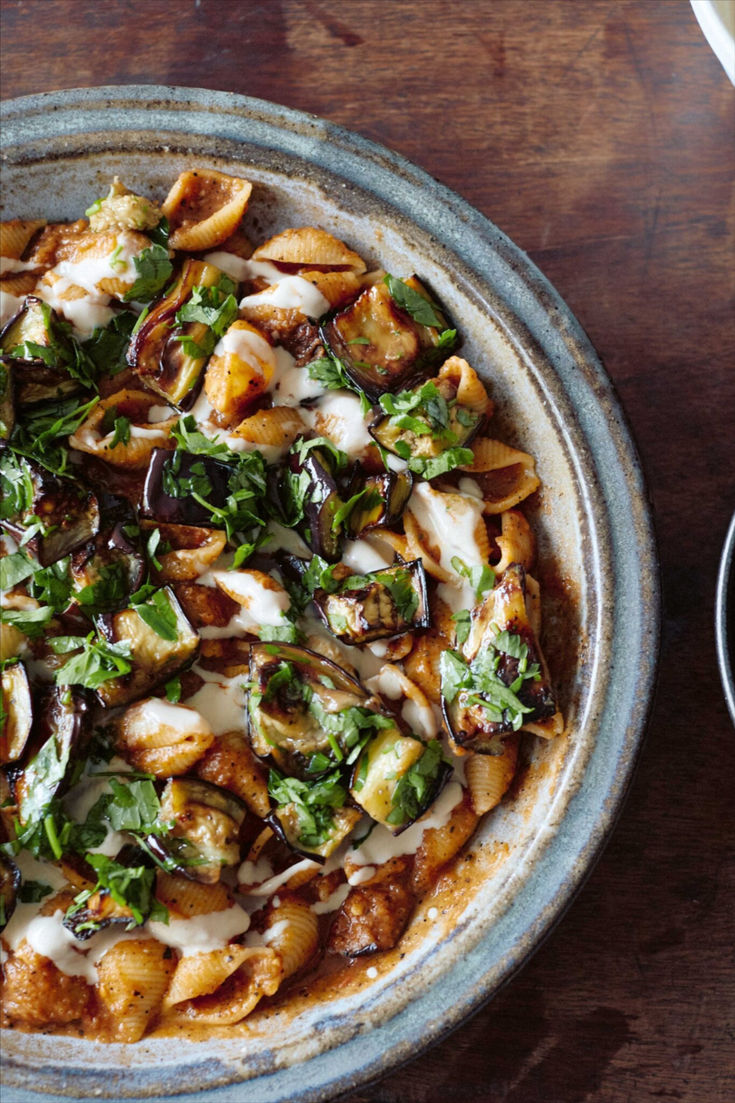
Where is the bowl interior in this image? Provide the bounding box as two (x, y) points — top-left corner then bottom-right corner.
(0, 88), (659, 1103)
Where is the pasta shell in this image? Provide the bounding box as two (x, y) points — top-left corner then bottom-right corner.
(164, 946), (282, 1025)
(232, 404), (305, 452)
(96, 939), (175, 1042)
(0, 272), (39, 297)
(437, 355), (493, 416)
(461, 438), (540, 514)
(155, 874), (232, 918)
(523, 711), (564, 739)
(0, 219), (46, 260)
(297, 269), (362, 307)
(197, 731), (271, 818)
(117, 698), (215, 776)
(262, 898), (319, 978)
(465, 736), (519, 815)
(495, 509), (536, 574)
(162, 170), (253, 251)
(411, 788), (479, 895)
(252, 226), (366, 272)
(69, 388), (177, 469)
(155, 527), (228, 583)
(204, 320), (275, 421)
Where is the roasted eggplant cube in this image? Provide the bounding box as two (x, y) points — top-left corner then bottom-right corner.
(63, 886), (140, 940)
(0, 660), (33, 765)
(95, 587), (199, 708)
(320, 278), (454, 402)
(0, 297), (54, 361)
(148, 778), (246, 884)
(283, 448), (344, 562)
(14, 686), (91, 825)
(70, 522), (145, 614)
(350, 729), (447, 833)
(369, 380), (483, 465)
(347, 470), (413, 538)
(141, 447), (234, 529)
(267, 803), (361, 862)
(442, 564), (556, 752)
(127, 259), (224, 408)
(0, 453), (100, 567)
(0, 854), (20, 931)
(314, 559), (429, 645)
(247, 642), (369, 775)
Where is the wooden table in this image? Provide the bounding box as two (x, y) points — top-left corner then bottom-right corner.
(2, 1), (733, 1099)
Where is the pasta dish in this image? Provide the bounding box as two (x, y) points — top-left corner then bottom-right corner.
(0, 169), (563, 1040)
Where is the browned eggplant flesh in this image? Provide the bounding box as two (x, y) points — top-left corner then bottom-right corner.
(320, 276), (456, 402)
(313, 559), (429, 644)
(0, 660), (33, 765)
(440, 564), (556, 752)
(145, 777), (246, 883)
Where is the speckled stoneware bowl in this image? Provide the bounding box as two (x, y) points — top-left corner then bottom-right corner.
(0, 87), (659, 1103)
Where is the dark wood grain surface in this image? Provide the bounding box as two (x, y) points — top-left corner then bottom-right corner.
(2, 1), (734, 1100)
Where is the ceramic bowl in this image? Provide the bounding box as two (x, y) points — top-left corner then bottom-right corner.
(0, 86), (660, 1103)
(715, 511), (735, 725)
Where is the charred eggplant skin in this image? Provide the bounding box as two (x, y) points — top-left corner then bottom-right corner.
(70, 520), (145, 614)
(145, 778), (246, 884)
(0, 854), (21, 931)
(280, 446), (344, 562)
(126, 259), (223, 409)
(313, 559), (430, 645)
(14, 687), (91, 825)
(350, 731), (449, 834)
(266, 802), (361, 862)
(320, 277), (456, 402)
(346, 470), (413, 538)
(141, 447), (233, 529)
(441, 564), (556, 751)
(0, 452), (100, 567)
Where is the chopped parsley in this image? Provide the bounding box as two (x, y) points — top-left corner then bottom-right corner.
(439, 628), (541, 732)
(50, 632), (133, 689)
(386, 739), (444, 826)
(383, 274), (442, 328)
(123, 243), (173, 303)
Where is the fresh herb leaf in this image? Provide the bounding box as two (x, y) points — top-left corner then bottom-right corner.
(268, 768), (347, 848)
(0, 551), (35, 590)
(386, 739), (444, 826)
(384, 274), (442, 328)
(18, 880), (53, 903)
(130, 588), (179, 642)
(164, 676), (182, 703)
(52, 632), (133, 689)
(409, 447), (474, 480)
(123, 244), (173, 303)
(451, 608), (472, 646)
(0, 605), (53, 638)
(450, 557), (495, 600)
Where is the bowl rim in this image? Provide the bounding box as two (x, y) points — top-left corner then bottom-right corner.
(715, 510), (735, 726)
(0, 85), (661, 1103)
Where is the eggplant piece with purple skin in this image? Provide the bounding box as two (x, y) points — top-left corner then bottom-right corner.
(368, 378), (483, 468)
(320, 276), (456, 403)
(141, 447), (233, 529)
(0, 357), (15, 439)
(0, 452), (99, 567)
(95, 585), (199, 708)
(282, 446), (344, 562)
(266, 802), (361, 863)
(0, 297), (82, 404)
(13, 686), (92, 826)
(70, 520), (145, 614)
(349, 730), (449, 833)
(346, 469), (413, 538)
(126, 259), (224, 409)
(0, 854), (20, 930)
(144, 778), (246, 884)
(62, 885), (139, 940)
(313, 559), (429, 645)
(0, 660), (33, 765)
(441, 563), (557, 753)
(247, 641), (371, 777)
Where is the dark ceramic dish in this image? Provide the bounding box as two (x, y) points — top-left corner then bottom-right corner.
(716, 511), (735, 726)
(0, 87), (660, 1103)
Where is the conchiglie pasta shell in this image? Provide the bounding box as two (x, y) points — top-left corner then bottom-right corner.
(523, 711), (564, 740)
(232, 405), (305, 451)
(465, 735), (519, 815)
(262, 899), (319, 979)
(411, 789), (479, 895)
(0, 219), (46, 260)
(96, 939), (176, 1042)
(164, 945), (255, 1007)
(69, 388), (177, 469)
(165, 947), (282, 1025)
(461, 439), (540, 514)
(252, 226), (366, 272)
(197, 732), (271, 818)
(495, 509), (536, 574)
(162, 170), (253, 251)
(403, 629), (448, 705)
(97, 275), (133, 298)
(156, 873), (232, 918)
(437, 356), (493, 416)
(0, 272), (39, 296)
(117, 698), (215, 776)
(156, 528), (227, 583)
(297, 269), (362, 307)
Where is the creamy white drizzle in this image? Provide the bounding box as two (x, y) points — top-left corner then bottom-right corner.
(239, 275), (329, 317)
(184, 668), (248, 736)
(407, 481), (486, 613)
(241, 859), (319, 897)
(214, 325), (275, 372)
(348, 781), (464, 867)
(341, 536), (395, 574)
(211, 569), (290, 626)
(128, 698), (212, 736)
(268, 345), (325, 406)
(147, 904), (251, 956)
(310, 883), (351, 915)
(312, 392), (374, 458)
